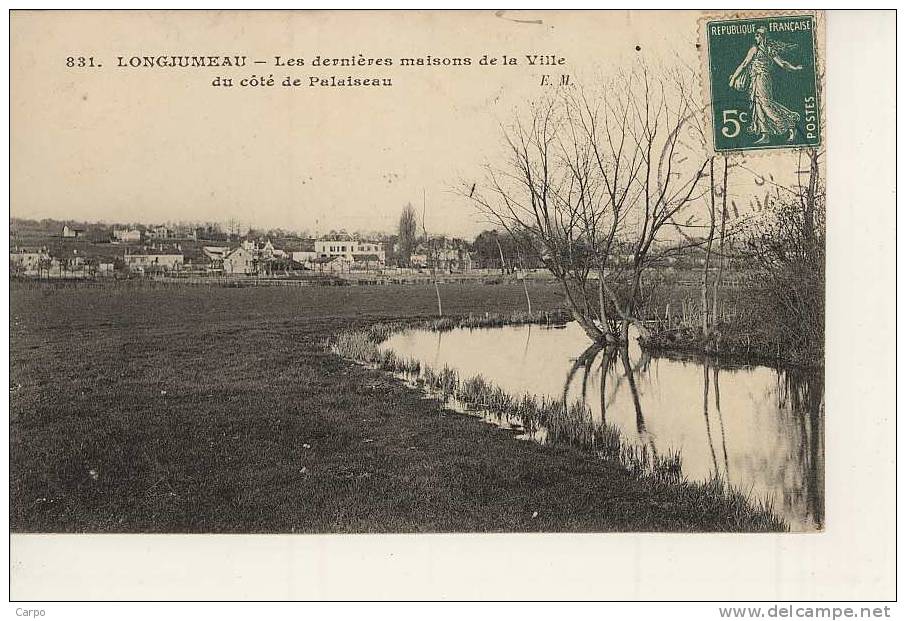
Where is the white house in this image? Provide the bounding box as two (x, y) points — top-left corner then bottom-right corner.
(291, 251), (318, 267)
(315, 239), (385, 265)
(113, 228), (142, 243)
(223, 247), (255, 275)
(409, 253), (429, 268)
(307, 255), (352, 274)
(203, 246), (230, 262)
(124, 253), (183, 273)
(146, 225), (173, 240)
(10, 248), (51, 274)
(203, 245), (256, 274)
(410, 243), (473, 272)
(61, 225), (84, 239)
(242, 238), (277, 258)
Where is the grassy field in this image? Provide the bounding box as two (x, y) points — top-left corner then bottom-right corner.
(10, 281), (782, 532)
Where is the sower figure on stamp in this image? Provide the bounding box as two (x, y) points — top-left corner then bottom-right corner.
(728, 26), (803, 145)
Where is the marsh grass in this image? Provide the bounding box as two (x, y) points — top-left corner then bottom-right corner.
(330, 319), (690, 481)
(667, 474), (787, 532)
(12, 281), (788, 533)
(361, 309), (571, 346)
(329, 315), (787, 531)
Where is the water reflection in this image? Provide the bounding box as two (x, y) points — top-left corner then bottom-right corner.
(382, 322), (825, 531)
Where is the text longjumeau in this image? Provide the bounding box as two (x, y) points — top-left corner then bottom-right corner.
(116, 54), (401, 87)
(114, 53), (569, 88)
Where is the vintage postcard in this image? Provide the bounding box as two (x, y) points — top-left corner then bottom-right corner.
(7, 9), (896, 603)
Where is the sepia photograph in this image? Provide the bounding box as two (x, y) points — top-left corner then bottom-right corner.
(6, 8), (896, 605)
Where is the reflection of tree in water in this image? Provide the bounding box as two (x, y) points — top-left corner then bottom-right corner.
(560, 340), (823, 529)
(563, 344), (657, 456)
(702, 360), (720, 476)
(598, 347), (618, 424)
(713, 366), (731, 478)
(561, 342), (602, 411)
(776, 367), (825, 528)
(620, 348), (649, 439)
(616, 346), (659, 459)
(702, 360), (732, 480)
(704, 360), (822, 529)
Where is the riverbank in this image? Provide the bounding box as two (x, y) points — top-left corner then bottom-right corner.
(331, 317), (786, 531)
(11, 281), (784, 532)
(643, 323), (824, 369)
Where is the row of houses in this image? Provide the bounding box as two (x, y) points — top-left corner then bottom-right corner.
(62, 224), (158, 243)
(10, 236), (396, 277)
(9, 246), (117, 276)
(410, 244), (473, 272)
(293, 240), (472, 273)
(200, 239), (399, 275)
(13, 226), (494, 278)
(61, 224), (240, 244)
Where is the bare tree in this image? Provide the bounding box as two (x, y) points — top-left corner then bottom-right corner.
(397, 203), (418, 267)
(700, 157), (717, 333)
(493, 235), (508, 274)
(467, 64), (709, 345)
(422, 190), (443, 317)
(743, 147), (825, 359)
(712, 157), (730, 324)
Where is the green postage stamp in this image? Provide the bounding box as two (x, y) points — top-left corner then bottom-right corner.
(706, 14), (821, 152)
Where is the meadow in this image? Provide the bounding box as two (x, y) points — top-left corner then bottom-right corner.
(10, 281), (784, 532)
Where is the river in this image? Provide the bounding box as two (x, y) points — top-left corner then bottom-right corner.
(381, 321), (824, 531)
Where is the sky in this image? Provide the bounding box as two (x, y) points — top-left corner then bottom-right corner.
(11, 10), (809, 238)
